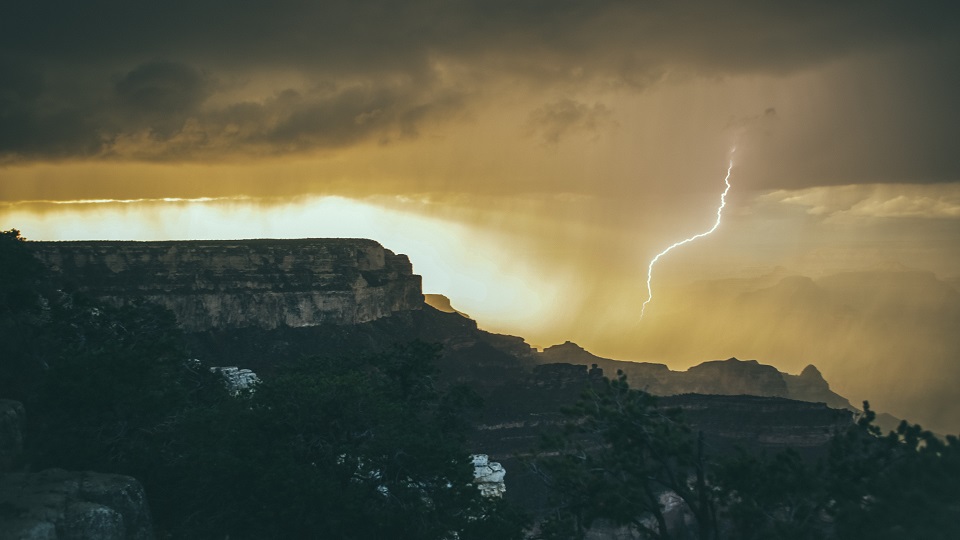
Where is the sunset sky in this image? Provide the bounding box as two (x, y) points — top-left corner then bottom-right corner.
(2, 1), (959, 432)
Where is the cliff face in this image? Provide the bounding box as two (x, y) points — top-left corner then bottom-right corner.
(30, 239), (423, 331)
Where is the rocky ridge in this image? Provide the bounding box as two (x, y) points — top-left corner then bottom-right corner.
(539, 341), (853, 411)
(29, 239), (422, 331)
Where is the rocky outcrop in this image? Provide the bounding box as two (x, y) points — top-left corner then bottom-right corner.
(0, 402), (154, 538)
(471, 454), (506, 498)
(680, 358), (788, 397)
(540, 341), (673, 394)
(0, 469), (153, 540)
(783, 364), (853, 410)
(210, 366), (260, 395)
(29, 239), (422, 331)
(0, 400), (25, 472)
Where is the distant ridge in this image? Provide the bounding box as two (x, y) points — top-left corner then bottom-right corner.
(424, 293), (471, 318)
(540, 341), (853, 411)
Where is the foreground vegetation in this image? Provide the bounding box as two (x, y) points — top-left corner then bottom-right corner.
(533, 373), (960, 539)
(3, 229), (959, 539)
(0, 230), (526, 538)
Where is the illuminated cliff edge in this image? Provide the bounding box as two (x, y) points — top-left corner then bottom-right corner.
(29, 239), (423, 331)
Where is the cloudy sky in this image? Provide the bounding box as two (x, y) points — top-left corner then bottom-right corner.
(2, 0), (959, 431)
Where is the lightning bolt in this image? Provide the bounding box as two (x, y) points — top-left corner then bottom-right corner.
(640, 148), (736, 320)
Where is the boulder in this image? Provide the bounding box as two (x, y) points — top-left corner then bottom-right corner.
(0, 469), (153, 540)
(210, 366), (260, 395)
(471, 454), (506, 498)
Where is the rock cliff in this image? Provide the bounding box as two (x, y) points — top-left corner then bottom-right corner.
(0, 469), (154, 540)
(29, 239), (422, 331)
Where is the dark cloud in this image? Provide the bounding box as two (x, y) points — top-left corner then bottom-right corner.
(0, 57), (464, 161)
(114, 61), (210, 138)
(0, 60), (102, 158)
(3, 1), (954, 73)
(526, 99), (615, 145)
(115, 62), (208, 114)
(0, 0), (958, 178)
(247, 84), (465, 150)
(734, 49), (960, 189)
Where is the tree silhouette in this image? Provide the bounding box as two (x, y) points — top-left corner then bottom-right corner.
(533, 371), (717, 539)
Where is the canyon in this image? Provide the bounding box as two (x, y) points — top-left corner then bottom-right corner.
(8, 238), (865, 532)
(24, 238), (859, 455)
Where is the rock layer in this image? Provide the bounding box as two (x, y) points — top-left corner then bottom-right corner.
(29, 239), (422, 331)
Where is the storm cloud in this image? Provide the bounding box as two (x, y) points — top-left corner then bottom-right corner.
(526, 99), (615, 145)
(2, 0), (958, 187)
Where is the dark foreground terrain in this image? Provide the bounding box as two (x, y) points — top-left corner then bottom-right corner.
(2, 233), (957, 539)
